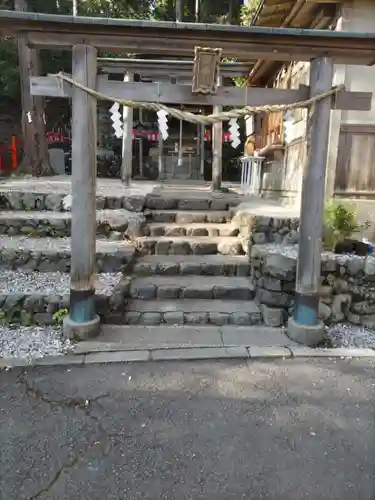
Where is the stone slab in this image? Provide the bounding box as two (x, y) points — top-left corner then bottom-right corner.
(147, 222), (239, 238)
(33, 354), (86, 365)
(138, 236), (245, 256)
(149, 210), (232, 224)
(124, 300), (262, 326)
(126, 299), (260, 314)
(128, 276), (254, 300)
(150, 346), (249, 361)
(289, 346), (375, 358)
(248, 346), (292, 358)
(221, 326), (293, 347)
(77, 325), (223, 351)
(132, 254), (250, 277)
(49, 148), (66, 175)
(84, 350), (151, 364)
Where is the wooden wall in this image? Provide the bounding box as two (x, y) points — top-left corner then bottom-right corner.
(334, 124), (375, 195)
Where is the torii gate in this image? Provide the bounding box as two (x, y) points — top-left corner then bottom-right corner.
(0, 10), (374, 344)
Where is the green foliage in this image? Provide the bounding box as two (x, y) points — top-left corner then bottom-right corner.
(153, 0), (176, 21)
(53, 308), (68, 325)
(0, 0), (261, 115)
(323, 202), (370, 250)
(0, 38), (20, 102)
(240, 0), (261, 26)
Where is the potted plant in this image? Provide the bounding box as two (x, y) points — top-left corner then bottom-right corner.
(323, 202), (370, 253)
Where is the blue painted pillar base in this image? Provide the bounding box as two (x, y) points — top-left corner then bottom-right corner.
(287, 317), (325, 346)
(294, 292), (319, 326)
(69, 288), (95, 324)
(64, 288), (100, 341)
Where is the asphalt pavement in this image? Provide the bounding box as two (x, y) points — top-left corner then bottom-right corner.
(1, 358), (375, 500)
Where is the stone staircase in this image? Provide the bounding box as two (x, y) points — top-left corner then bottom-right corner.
(0, 181), (299, 335)
(124, 195), (260, 326)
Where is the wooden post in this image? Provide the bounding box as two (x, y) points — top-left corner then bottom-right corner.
(200, 123), (205, 177)
(139, 109), (144, 178)
(64, 44), (99, 339)
(121, 72), (133, 186)
(158, 126), (164, 181)
(178, 118), (183, 168)
(196, 122), (200, 178)
(212, 76), (223, 191)
(15, 0), (52, 176)
(293, 57), (333, 330)
(176, 0), (183, 22)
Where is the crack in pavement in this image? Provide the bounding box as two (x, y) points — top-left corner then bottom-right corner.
(21, 373), (149, 500)
(27, 434), (103, 500)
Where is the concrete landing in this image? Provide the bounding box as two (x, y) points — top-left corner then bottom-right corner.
(232, 197), (300, 218)
(75, 325), (294, 352)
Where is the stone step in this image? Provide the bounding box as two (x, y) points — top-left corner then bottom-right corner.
(74, 324), (291, 353)
(137, 236), (245, 255)
(144, 196), (240, 211)
(146, 222), (239, 237)
(127, 275), (254, 300)
(123, 299), (262, 326)
(0, 236), (135, 272)
(0, 209), (143, 238)
(147, 210), (232, 224)
(0, 270), (128, 325)
(132, 255), (250, 276)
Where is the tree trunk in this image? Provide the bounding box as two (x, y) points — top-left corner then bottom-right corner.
(228, 0), (234, 24)
(176, 0), (183, 22)
(15, 0), (53, 176)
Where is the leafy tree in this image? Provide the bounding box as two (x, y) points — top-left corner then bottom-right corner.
(240, 0), (261, 26)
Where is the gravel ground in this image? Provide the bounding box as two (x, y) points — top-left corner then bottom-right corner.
(0, 208), (139, 222)
(0, 235), (133, 252)
(0, 271), (123, 295)
(327, 323), (375, 349)
(0, 325), (71, 360)
(254, 243), (375, 265)
(0, 176), (156, 196)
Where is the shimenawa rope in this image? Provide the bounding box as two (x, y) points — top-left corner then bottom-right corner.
(55, 72), (344, 125)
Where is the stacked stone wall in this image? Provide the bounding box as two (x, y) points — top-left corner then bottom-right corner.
(251, 244), (375, 328)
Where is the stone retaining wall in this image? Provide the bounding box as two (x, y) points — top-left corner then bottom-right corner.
(0, 246), (134, 273)
(0, 210), (144, 239)
(251, 244), (375, 328)
(0, 191), (145, 212)
(232, 212), (300, 254)
(0, 281), (129, 327)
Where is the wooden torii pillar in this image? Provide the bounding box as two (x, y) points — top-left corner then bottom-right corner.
(212, 75), (223, 191)
(288, 56), (334, 345)
(63, 44), (100, 340)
